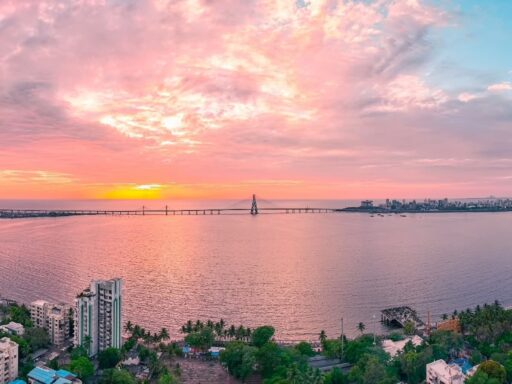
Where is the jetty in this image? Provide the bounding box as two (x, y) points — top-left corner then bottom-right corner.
(381, 306), (424, 328)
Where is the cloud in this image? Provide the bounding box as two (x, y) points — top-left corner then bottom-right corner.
(488, 82), (512, 92)
(1, 0), (512, 199)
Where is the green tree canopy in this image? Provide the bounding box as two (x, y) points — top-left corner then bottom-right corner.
(477, 360), (507, 383)
(251, 326), (275, 348)
(69, 356), (94, 381)
(100, 369), (136, 384)
(220, 341), (257, 381)
(98, 347), (123, 369)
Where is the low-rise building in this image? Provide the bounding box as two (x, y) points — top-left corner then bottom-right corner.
(0, 322), (25, 336)
(382, 335), (423, 357)
(30, 301), (72, 346)
(437, 318), (461, 333)
(0, 337), (19, 384)
(426, 359), (465, 384)
(27, 367), (81, 384)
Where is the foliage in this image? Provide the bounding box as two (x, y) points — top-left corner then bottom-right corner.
(98, 347), (123, 369)
(184, 327), (215, 351)
(24, 327), (50, 350)
(251, 326), (275, 348)
(466, 371), (502, 384)
(220, 341), (257, 381)
(324, 367), (347, 384)
(477, 360), (506, 383)
(322, 339), (341, 359)
(158, 372), (178, 384)
(403, 321), (415, 336)
(48, 357), (59, 370)
(69, 356), (94, 381)
(5, 304), (33, 327)
(295, 341), (315, 357)
(100, 368), (136, 384)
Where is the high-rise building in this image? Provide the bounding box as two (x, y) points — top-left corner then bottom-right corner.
(74, 278), (123, 356)
(0, 337), (19, 384)
(30, 300), (72, 346)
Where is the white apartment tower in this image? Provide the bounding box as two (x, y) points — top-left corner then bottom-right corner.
(75, 278), (123, 356)
(0, 337), (19, 384)
(30, 300), (72, 346)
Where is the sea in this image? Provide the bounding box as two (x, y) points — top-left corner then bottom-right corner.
(1, 199), (512, 340)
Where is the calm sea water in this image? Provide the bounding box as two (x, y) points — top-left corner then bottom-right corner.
(1, 199), (512, 340)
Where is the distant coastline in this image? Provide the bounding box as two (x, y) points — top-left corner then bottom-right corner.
(339, 198), (512, 213)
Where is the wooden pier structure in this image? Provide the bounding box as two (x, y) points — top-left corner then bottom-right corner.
(381, 306), (424, 328)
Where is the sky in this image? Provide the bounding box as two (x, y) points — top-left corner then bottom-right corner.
(0, 0), (511, 200)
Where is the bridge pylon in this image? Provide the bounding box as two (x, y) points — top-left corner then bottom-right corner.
(251, 194), (259, 215)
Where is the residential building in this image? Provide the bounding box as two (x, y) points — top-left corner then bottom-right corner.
(382, 335), (423, 357)
(437, 318), (461, 333)
(426, 360), (465, 384)
(75, 278), (123, 356)
(27, 367), (81, 384)
(0, 337), (19, 384)
(30, 301), (72, 346)
(0, 322), (24, 336)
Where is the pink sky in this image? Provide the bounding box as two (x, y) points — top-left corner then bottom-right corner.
(1, 0), (512, 200)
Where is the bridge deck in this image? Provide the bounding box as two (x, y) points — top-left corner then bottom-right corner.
(0, 207), (338, 218)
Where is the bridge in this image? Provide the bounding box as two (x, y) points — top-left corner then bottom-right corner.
(0, 195), (339, 218)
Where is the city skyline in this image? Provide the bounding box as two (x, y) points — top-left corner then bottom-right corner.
(1, 1), (512, 200)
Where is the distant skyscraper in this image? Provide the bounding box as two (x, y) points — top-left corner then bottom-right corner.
(75, 278), (123, 356)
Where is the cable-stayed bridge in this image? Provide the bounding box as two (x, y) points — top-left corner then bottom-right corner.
(0, 195), (339, 218)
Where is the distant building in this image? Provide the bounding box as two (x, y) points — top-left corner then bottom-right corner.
(0, 337), (19, 384)
(27, 367), (81, 384)
(75, 278), (123, 357)
(30, 301), (72, 346)
(0, 322), (24, 336)
(437, 318), (461, 333)
(382, 335), (423, 358)
(360, 200), (373, 208)
(426, 360), (465, 384)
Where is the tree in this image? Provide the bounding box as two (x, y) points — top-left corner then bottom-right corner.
(403, 320), (416, 335)
(466, 371), (502, 384)
(324, 367), (347, 384)
(257, 341), (282, 378)
(69, 356), (94, 381)
(100, 369), (136, 384)
(98, 347), (122, 369)
(48, 357), (59, 370)
(357, 323), (366, 335)
(124, 321), (133, 333)
(220, 341), (257, 381)
(319, 330), (327, 344)
(251, 326), (275, 347)
(185, 327), (214, 351)
(295, 342), (315, 357)
(477, 360), (506, 383)
(24, 327), (50, 350)
(442, 314), (448, 321)
(159, 328), (170, 342)
(158, 372), (177, 384)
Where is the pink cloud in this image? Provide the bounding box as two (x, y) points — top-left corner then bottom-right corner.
(1, 0), (511, 199)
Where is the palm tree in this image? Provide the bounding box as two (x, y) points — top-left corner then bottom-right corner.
(319, 330), (327, 344)
(357, 322), (366, 335)
(228, 325), (236, 340)
(160, 328), (170, 342)
(125, 320), (133, 333)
